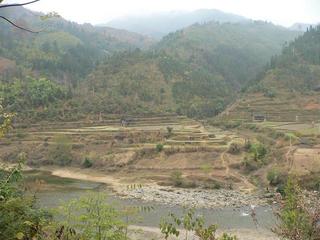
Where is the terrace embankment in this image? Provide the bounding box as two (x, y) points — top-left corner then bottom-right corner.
(1, 115), (261, 194)
(3, 114), (320, 193)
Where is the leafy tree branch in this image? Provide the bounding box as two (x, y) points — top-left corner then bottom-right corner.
(0, 0), (43, 33)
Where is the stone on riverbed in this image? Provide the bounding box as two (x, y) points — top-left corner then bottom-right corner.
(119, 185), (268, 209)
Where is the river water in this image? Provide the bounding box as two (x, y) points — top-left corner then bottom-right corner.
(25, 170), (276, 231)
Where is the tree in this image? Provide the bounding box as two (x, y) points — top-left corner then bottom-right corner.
(274, 177), (320, 240)
(27, 77), (65, 107)
(0, 0), (59, 33)
(160, 208), (238, 240)
(59, 194), (127, 240)
(0, 0), (41, 33)
(0, 107), (52, 240)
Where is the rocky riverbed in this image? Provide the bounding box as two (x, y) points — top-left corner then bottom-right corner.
(45, 167), (272, 209)
(118, 185), (270, 209)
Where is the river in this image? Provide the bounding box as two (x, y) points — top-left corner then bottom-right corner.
(24, 170), (276, 231)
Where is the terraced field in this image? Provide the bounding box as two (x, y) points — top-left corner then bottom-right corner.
(218, 92), (320, 191)
(1, 115), (255, 191)
(9, 115), (233, 148)
(255, 121), (320, 136)
(222, 93), (320, 122)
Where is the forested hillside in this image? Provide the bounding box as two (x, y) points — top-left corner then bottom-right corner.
(225, 25), (320, 122)
(0, 7), (154, 85)
(77, 21), (301, 119)
(0, 7), (155, 121)
(0, 7), (302, 122)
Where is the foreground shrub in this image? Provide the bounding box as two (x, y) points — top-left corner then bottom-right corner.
(274, 177), (320, 240)
(0, 163), (51, 240)
(59, 194), (127, 240)
(160, 208), (238, 240)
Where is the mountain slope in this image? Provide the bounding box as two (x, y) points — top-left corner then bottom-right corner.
(224, 25), (320, 122)
(0, 6), (155, 85)
(0, 7), (303, 122)
(69, 21), (301, 120)
(158, 21), (301, 88)
(105, 9), (248, 39)
(290, 23), (317, 32)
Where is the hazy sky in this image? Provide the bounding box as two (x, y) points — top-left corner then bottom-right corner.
(15, 0), (320, 26)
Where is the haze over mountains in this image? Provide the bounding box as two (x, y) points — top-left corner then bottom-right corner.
(290, 22), (318, 32)
(104, 8), (316, 39)
(105, 9), (249, 39)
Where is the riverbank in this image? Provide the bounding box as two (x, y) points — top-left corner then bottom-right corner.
(128, 226), (278, 240)
(27, 166), (278, 239)
(41, 167), (270, 209)
(119, 185), (268, 209)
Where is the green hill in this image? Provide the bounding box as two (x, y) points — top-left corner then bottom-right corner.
(0, 8), (302, 122)
(70, 21), (300, 120)
(0, 7), (154, 85)
(224, 25), (320, 122)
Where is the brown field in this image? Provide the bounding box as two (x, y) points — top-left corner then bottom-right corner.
(291, 146), (320, 176)
(0, 115), (258, 191)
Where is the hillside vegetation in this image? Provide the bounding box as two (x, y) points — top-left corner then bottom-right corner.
(75, 21), (300, 120)
(0, 8), (301, 122)
(224, 25), (320, 122)
(0, 7), (154, 85)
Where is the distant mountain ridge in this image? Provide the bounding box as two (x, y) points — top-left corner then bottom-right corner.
(104, 9), (248, 39)
(290, 22), (318, 32)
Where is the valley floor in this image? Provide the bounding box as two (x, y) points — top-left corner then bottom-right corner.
(4, 115), (320, 239)
(3, 115), (257, 192)
(4, 115), (320, 203)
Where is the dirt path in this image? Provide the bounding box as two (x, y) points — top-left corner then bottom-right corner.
(221, 149), (230, 176)
(220, 147), (256, 193)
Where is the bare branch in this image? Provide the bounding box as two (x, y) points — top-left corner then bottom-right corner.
(0, 0), (40, 9)
(0, 16), (40, 33)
